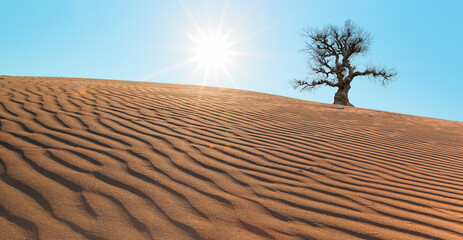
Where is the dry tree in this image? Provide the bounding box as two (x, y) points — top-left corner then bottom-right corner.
(293, 19), (397, 106)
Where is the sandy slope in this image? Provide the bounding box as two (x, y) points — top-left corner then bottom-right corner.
(0, 76), (462, 240)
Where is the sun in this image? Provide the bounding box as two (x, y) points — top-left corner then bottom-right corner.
(142, 1), (270, 88)
(194, 33), (231, 71)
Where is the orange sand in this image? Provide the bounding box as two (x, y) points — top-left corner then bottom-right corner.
(0, 76), (462, 239)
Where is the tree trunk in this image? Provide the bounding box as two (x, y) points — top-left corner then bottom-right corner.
(333, 83), (354, 106)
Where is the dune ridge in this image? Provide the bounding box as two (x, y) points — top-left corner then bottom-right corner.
(0, 76), (462, 240)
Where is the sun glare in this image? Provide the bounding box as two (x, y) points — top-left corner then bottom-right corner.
(195, 34), (231, 71)
(142, 0), (273, 88)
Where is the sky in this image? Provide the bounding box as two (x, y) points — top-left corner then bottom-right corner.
(1, 0), (462, 122)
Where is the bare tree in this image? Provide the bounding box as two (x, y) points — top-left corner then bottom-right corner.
(292, 19), (397, 106)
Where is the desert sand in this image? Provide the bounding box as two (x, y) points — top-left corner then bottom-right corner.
(0, 76), (462, 240)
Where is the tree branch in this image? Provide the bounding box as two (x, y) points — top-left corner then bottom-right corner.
(292, 78), (339, 92)
(353, 66), (398, 85)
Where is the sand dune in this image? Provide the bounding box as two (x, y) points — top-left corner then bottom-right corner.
(0, 76), (462, 240)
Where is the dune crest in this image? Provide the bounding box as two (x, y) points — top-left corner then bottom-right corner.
(0, 76), (462, 240)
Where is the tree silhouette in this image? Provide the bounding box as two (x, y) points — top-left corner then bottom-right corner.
(292, 19), (397, 106)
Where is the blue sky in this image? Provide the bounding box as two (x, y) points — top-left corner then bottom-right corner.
(2, 0), (462, 121)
